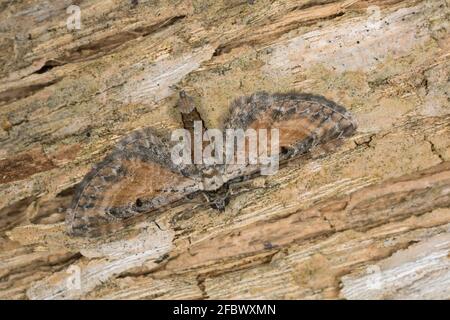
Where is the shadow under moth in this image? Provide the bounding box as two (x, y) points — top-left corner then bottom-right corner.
(67, 91), (357, 237)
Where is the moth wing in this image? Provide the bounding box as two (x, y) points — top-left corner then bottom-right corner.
(67, 128), (201, 237)
(222, 91), (357, 180)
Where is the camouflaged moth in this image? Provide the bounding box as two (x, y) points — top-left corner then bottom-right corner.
(67, 91), (357, 237)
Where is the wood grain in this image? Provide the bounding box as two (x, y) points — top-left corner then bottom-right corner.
(0, 0), (449, 299)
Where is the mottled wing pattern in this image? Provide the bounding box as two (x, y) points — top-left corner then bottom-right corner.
(223, 91), (357, 178)
(67, 91), (357, 237)
(67, 128), (201, 237)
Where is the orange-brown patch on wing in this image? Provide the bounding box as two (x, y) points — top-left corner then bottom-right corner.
(100, 159), (190, 208)
(249, 111), (322, 148)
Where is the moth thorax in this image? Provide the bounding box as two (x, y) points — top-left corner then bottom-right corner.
(201, 168), (224, 191)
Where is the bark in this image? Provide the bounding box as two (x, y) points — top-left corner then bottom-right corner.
(0, 0), (449, 299)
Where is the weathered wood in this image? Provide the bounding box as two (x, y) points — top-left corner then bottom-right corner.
(0, 0), (449, 299)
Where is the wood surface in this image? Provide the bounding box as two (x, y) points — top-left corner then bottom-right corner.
(0, 0), (449, 299)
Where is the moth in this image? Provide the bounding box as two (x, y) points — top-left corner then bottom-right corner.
(67, 91), (357, 237)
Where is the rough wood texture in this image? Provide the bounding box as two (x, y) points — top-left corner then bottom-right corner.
(0, 0), (449, 299)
